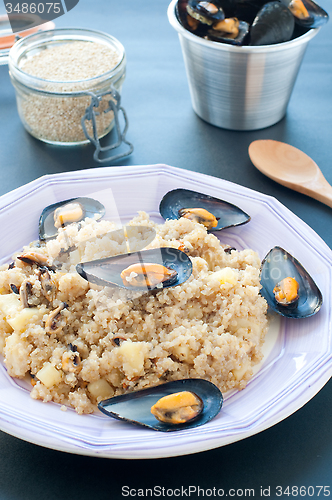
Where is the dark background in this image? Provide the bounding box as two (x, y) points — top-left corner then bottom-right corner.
(0, 0), (331, 498)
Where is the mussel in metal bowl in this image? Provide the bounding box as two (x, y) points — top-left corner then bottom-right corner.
(39, 197), (105, 241)
(159, 188), (250, 231)
(260, 246), (322, 318)
(206, 18), (250, 45)
(249, 1), (295, 45)
(280, 0), (329, 28)
(98, 379), (223, 431)
(76, 247), (193, 291)
(175, 0), (329, 46)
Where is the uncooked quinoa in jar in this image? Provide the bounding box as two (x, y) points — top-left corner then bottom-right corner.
(21, 41), (120, 81)
(9, 29), (126, 145)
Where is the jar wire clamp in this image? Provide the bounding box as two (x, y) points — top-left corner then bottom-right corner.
(81, 86), (133, 164)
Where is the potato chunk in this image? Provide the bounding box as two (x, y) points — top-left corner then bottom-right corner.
(212, 268), (238, 285)
(116, 340), (148, 379)
(4, 333), (31, 377)
(7, 307), (45, 333)
(36, 362), (62, 388)
(0, 294), (22, 317)
(88, 379), (114, 400)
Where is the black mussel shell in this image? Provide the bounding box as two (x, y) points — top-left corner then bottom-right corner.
(176, 0), (189, 22)
(249, 1), (295, 45)
(76, 247), (193, 291)
(176, 0), (327, 46)
(260, 246), (322, 318)
(176, 0), (201, 32)
(280, 0), (329, 28)
(98, 379), (223, 432)
(159, 188), (250, 231)
(186, 0), (225, 25)
(39, 197), (105, 241)
(206, 19), (250, 45)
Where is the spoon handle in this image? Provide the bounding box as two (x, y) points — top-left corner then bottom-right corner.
(285, 171), (332, 208)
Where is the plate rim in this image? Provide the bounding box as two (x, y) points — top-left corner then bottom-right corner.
(0, 163), (331, 459)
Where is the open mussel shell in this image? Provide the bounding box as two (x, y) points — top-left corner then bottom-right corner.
(98, 379), (223, 432)
(176, 0), (196, 32)
(176, 0), (328, 47)
(206, 19), (250, 45)
(159, 188), (250, 231)
(280, 0), (329, 28)
(176, 0), (226, 34)
(186, 0), (225, 25)
(76, 247), (193, 291)
(39, 197), (105, 241)
(260, 246), (322, 318)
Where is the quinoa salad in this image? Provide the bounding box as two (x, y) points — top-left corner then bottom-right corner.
(0, 212), (268, 414)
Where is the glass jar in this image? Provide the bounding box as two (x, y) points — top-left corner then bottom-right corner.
(8, 28), (130, 159)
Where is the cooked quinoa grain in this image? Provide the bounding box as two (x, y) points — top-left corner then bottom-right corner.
(0, 213), (268, 414)
(17, 41), (122, 143)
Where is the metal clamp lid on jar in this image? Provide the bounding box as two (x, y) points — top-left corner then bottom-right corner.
(81, 85), (133, 163)
(8, 27), (133, 164)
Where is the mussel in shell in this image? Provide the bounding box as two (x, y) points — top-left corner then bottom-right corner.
(151, 391), (203, 424)
(120, 262), (178, 288)
(206, 18), (250, 45)
(178, 207), (219, 230)
(249, 1), (295, 45)
(76, 247), (192, 291)
(159, 188), (250, 231)
(98, 379), (223, 431)
(175, 0), (328, 47)
(280, 0), (329, 28)
(260, 246), (322, 318)
(186, 0), (225, 25)
(39, 197), (105, 241)
(273, 276), (299, 305)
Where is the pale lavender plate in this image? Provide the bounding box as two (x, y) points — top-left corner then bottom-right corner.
(0, 164), (330, 459)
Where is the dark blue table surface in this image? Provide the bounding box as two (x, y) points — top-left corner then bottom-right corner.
(0, 0), (331, 498)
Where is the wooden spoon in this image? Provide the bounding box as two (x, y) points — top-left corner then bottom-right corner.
(248, 140), (332, 208)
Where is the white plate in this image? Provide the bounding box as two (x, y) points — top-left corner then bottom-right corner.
(0, 164), (331, 459)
